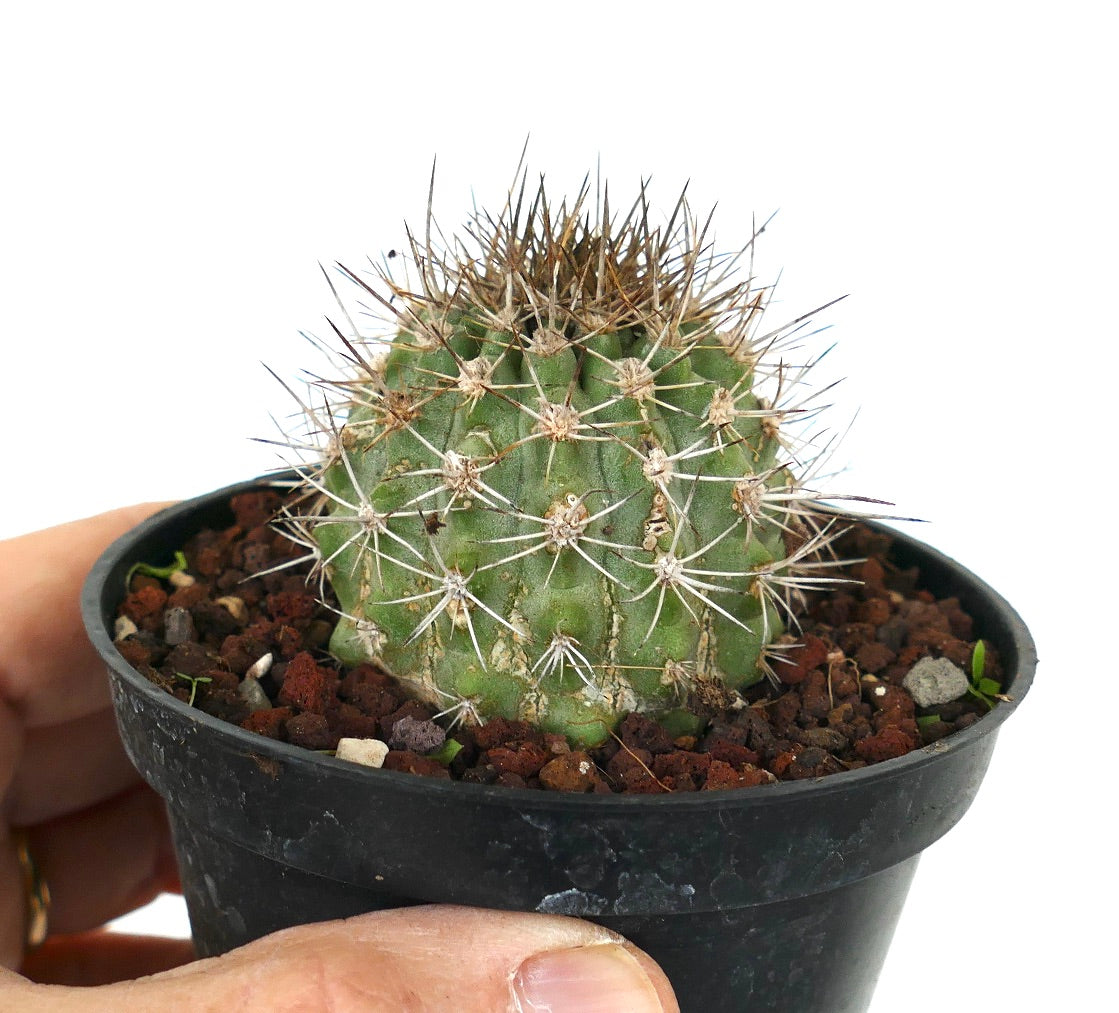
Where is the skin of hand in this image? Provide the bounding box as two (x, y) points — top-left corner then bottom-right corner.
(0, 507), (679, 1012)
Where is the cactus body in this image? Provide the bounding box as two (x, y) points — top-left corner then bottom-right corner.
(294, 178), (843, 746)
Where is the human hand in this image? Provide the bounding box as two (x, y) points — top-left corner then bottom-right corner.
(1, 508), (678, 1011)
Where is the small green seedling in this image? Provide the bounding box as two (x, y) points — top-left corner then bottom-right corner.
(126, 550), (189, 591)
(916, 714), (942, 729)
(174, 671), (212, 708)
(428, 738), (465, 766)
(966, 640), (1003, 710)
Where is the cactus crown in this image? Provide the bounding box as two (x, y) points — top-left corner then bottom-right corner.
(280, 170), (862, 747)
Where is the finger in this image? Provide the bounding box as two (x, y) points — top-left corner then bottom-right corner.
(6, 906), (680, 1012)
(0, 503), (171, 729)
(19, 785), (179, 937)
(20, 931), (195, 986)
(7, 708), (141, 826)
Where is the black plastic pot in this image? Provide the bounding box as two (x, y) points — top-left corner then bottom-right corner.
(82, 478), (1035, 1013)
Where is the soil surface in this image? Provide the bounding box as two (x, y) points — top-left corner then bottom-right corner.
(112, 490), (1001, 793)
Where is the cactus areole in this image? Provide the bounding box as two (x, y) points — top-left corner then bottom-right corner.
(290, 175), (857, 747)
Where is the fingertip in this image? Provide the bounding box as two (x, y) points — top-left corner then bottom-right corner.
(342, 906), (681, 1012)
(512, 942), (678, 1013)
(623, 944), (681, 1013)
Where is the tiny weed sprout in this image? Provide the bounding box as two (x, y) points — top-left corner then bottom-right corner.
(125, 550), (189, 591)
(971, 639), (986, 682)
(967, 639), (1003, 710)
(428, 738), (465, 766)
(276, 165), (899, 747)
(174, 671), (213, 708)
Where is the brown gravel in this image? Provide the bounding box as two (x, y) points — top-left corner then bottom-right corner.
(113, 491), (1001, 793)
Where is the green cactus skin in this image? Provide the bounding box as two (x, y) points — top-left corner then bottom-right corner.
(289, 176), (852, 747)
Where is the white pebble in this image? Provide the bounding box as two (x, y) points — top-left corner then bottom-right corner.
(114, 615), (138, 641)
(336, 737), (390, 768)
(245, 652), (273, 680)
(215, 596), (247, 622)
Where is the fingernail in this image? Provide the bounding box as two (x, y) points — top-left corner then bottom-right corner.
(512, 943), (664, 1012)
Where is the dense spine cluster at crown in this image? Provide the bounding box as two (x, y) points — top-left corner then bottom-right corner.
(278, 171), (864, 746)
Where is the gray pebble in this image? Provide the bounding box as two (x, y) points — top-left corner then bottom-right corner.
(903, 656), (970, 708)
(796, 726), (850, 752)
(876, 615), (909, 653)
(163, 606), (195, 646)
(238, 675), (272, 711)
(389, 715), (446, 753)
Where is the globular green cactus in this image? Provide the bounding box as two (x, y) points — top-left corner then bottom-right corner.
(285, 173), (856, 747)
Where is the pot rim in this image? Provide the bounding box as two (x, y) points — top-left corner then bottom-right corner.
(82, 475), (1037, 812)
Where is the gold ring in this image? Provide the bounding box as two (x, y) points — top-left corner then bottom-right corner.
(13, 829), (50, 950)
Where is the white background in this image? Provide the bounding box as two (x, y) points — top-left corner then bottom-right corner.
(1, 1), (1114, 1009)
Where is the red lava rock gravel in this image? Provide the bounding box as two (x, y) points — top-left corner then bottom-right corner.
(112, 491), (1002, 793)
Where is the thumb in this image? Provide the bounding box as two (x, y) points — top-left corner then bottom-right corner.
(9, 905), (680, 1012)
